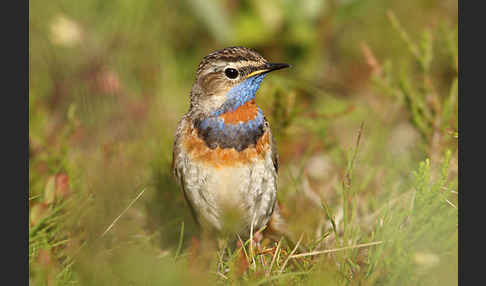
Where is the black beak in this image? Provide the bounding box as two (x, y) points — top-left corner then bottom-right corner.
(264, 62), (291, 72)
(245, 62), (291, 79)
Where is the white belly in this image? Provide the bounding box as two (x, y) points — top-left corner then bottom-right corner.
(179, 152), (277, 235)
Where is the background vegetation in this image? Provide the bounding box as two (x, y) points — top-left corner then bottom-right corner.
(29, 0), (458, 285)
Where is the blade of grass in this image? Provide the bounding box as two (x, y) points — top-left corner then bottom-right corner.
(267, 238), (282, 277)
(342, 122), (364, 245)
(101, 188), (146, 237)
(174, 221), (184, 260)
(279, 234), (303, 274)
(289, 240), (384, 259)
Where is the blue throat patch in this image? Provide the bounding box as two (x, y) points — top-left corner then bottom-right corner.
(195, 74), (267, 151)
(213, 73), (267, 116)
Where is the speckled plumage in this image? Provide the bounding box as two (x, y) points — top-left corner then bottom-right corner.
(172, 47), (289, 237)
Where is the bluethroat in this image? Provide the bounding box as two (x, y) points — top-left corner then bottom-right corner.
(172, 47), (289, 238)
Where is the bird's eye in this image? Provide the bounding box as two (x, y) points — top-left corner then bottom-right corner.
(224, 68), (239, 79)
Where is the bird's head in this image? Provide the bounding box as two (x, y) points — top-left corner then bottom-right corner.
(189, 46), (289, 117)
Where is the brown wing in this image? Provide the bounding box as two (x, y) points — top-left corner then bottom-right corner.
(264, 117), (279, 173)
(172, 116), (201, 226)
(171, 115), (191, 178)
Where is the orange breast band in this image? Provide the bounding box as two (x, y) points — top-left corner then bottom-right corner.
(183, 124), (270, 168)
(219, 99), (259, 124)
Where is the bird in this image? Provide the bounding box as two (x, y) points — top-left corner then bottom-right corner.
(172, 46), (290, 240)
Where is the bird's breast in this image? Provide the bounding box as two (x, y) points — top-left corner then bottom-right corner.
(183, 120), (271, 168)
(193, 100), (267, 152)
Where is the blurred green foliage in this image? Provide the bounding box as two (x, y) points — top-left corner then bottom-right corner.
(29, 0), (457, 285)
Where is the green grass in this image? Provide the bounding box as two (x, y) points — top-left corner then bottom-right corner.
(29, 0), (457, 285)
